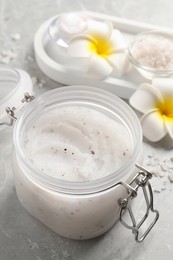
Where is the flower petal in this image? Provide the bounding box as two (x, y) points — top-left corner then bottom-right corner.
(68, 35), (93, 57)
(141, 110), (167, 142)
(87, 54), (113, 79)
(163, 116), (173, 139)
(129, 83), (163, 113)
(87, 19), (112, 40)
(153, 78), (173, 98)
(106, 52), (129, 76)
(109, 29), (127, 51)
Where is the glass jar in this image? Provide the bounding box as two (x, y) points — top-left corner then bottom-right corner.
(0, 68), (33, 129)
(128, 30), (173, 79)
(11, 86), (158, 241)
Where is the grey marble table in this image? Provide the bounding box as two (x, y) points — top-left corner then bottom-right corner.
(0, 0), (173, 259)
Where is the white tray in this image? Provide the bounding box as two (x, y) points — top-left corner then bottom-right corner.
(34, 11), (173, 99)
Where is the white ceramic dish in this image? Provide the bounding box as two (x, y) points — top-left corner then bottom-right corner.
(34, 11), (173, 99)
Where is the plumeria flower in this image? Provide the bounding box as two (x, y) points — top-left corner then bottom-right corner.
(129, 78), (173, 142)
(67, 19), (129, 79)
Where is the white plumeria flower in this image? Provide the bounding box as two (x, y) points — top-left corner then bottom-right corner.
(129, 78), (173, 142)
(67, 19), (128, 79)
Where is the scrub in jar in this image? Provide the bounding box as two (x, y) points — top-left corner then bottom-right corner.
(24, 106), (133, 182)
(12, 87), (142, 240)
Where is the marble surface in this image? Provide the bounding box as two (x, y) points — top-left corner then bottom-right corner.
(0, 0), (173, 259)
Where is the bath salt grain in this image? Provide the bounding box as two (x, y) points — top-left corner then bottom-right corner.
(10, 33), (21, 41)
(31, 76), (46, 88)
(0, 49), (17, 64)
(144, 153), (173, 192)
(132, 34), (173, 70)
(168, 172), (173, 183)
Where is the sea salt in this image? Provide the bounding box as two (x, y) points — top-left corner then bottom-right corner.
(0, 49), (17, 64)
(132, 34), (173, 70)
(144, 153), (173, 192)
(31, 76), (46, 88)
(10, 33), (21, 41)
(168, 172), (173, 183)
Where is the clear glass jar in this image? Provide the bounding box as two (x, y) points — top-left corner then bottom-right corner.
(0, 67), (33, 130)
(128, 31), (173, 79)
(12, 86), (143, 240)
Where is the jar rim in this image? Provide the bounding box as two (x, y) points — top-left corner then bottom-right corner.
(13, 86), (142, 195)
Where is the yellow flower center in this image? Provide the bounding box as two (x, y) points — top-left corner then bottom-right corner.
(89, 36), (113, 57)
(156, 97), (173, 121)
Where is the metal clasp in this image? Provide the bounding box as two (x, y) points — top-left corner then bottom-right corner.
(118, 164), (159, 243)
(0, 92), (35, 126)
(21, 92), (35, 103)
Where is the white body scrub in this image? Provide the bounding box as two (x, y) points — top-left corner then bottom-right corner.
(12, 87), (142, 239)
(24, 106), (133, 182)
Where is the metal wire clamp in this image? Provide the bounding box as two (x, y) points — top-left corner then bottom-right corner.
(118, 164), (159, 243)
(0, 92), (35, 126)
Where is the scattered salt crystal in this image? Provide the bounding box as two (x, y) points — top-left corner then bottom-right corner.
(38, 83), (43, 88)
(0, 49), (17, 64)
(0, 56), (11, 64)
(146, 159), (158, 167)
(154, 157), (159, 162)
(168, 172), (173, 183)
(11, 33), (21, 41)
(168, 165), (173, 170)
(38, 79), (46, 88)
(154, 188), (161, 193)
(150, 165), (161, 177)
(153, 187), (162, 193)
(160, 163), (168, 172)
(144, 153), (173, 191)
(7, 49), (17, 59)
(148, 154), (154, 158)
(1, 50), (7, 56)
(62, 251), (70, 258)
(158, 170), (166, 178)
(31, 76), (46, 88)
(153, 179), (166, 193)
